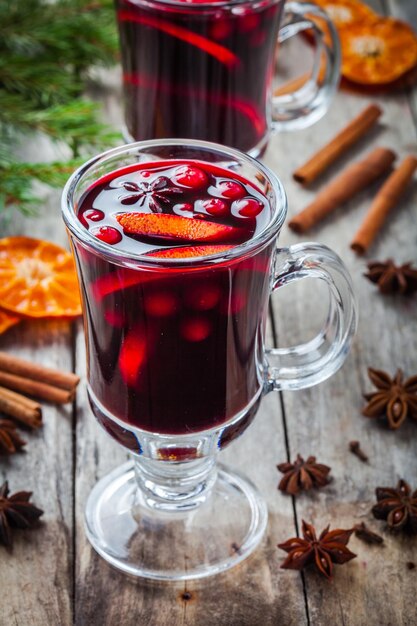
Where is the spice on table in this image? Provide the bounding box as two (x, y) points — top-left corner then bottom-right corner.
(353, 522), (384, 545)
(0, 352), (80, 391)
(312, 0), (377, 30)
(0, 236), (82, 319)
(407, 562), (416, 570)
(0, 371), (74, 405)
(372, 479), (417, 533)
(340, 18), (417, 86)
(0, 481), (43, 548)
(365, 259), (417, 295)
(351, 155), (417, 255)
(362, 367), (417, 430)
(293, 104), (383, 185)
(288, 147), (396, 234)
(0, 419), (26, 454)
(0, 386), (42, 428)
(277, 454), (331, 495)
(349, 440), (369, 462)
(278, 520), (356, 580)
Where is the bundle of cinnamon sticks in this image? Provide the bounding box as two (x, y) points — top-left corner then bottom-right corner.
(0, 352), (80, 429)
(289, 103), (417, 254)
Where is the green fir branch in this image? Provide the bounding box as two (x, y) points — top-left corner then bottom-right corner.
(0, 0), (120, 218)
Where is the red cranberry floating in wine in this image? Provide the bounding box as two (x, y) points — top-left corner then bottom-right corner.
(173, 165), (208, 189)
(231, 197), (264, 218)
(214, 180), (246, 200)
(196, 198), (229, 217)
(91, 226), (122, 245)
(85, 209), (105, 222)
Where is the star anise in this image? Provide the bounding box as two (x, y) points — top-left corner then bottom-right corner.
(277, 454), (331, 495)
(365, 259), (417, 295)
(0, 420), (26, 455)
(278, 520), (356, 579)
(118, 178), (184, 213)
(0, 481), (43, 547)
(362, 368), (417, 429)
(372, 479), (417, 533)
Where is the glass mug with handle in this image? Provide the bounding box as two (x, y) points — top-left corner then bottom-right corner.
(116, 0), (340, 156)
(62, 139), (356, 581)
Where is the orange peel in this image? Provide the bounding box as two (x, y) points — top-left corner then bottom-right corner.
(0, 237), (82, 318)
(0, 310), (20, 335)
(340, 18), (417, 85)
(311, 0), (377, 30)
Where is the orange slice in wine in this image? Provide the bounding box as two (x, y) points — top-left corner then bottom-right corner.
(0, 237), (82, 318)
(340, 18), (417, 85)
(116, 213), (243, 243)
(147, 245), (233, 259)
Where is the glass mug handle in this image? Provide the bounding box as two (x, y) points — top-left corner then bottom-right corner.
(272, 1), (340, 131)
(266, 242), (357, 390)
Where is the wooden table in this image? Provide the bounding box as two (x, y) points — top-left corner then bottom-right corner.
(1, 1), (416, 623)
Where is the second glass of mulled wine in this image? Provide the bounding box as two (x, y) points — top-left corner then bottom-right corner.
(115, 0), (340, 155)
(62, 139), (356, 581)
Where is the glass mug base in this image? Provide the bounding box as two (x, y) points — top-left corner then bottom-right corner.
(84, 460), (268, 580)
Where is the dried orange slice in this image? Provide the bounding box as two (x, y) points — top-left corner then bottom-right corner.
(311, 0), (376, 30)
(340, 18), (417, 85)
(0, 310), (20, 335)
(0, 237), (82, 318)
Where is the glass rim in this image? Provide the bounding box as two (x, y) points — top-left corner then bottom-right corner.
(61, 138), (287, 267)
(120, 0), (278, 10)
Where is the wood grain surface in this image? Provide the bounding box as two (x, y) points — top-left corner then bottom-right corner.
(0, 1), (416, 624)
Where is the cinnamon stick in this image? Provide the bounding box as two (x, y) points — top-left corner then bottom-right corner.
(351, 155), (417, 255)
(0, 386), (42, 428)
(0, 351), (79, 391)
(0, 386), (42, 412)
(288, 147), (396, 234)
(293, 104), (383, 185)
(0, 371), (74, 404)
(274, 72), (311, 97)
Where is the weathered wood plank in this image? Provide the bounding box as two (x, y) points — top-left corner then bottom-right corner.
(0, 186), (73, 626)
(264, 1), (417, 620)
(385, 0), (417, 136)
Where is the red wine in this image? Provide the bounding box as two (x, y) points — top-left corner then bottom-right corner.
(74, 160), (273, 445)
(115, 0), (284, 152)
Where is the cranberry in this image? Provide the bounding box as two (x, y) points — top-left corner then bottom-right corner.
(84, 209), (105, 222)
(209, 18), (232, 41)
(184, 282), (222, 311)
(144, 291), (178, 317)
(180, 316), (211, 342)
(231, 197), (263, 218)
(92, 226), (122, 245)
(173, 165), (208, 189)
(214, 180), (246, 200)
(104, 310), (125, 327)
(195, 198), (229, 217)
(172, 202), (194, 218)
(239, 12), (260, 33)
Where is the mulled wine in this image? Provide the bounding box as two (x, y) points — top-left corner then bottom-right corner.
(74, 160), (274, 440)
(115, 0), (284, 153)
